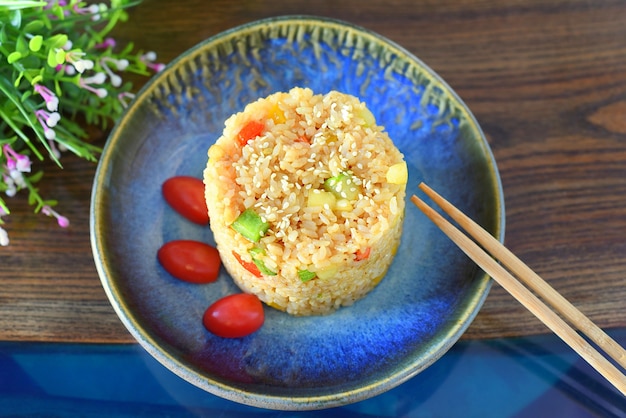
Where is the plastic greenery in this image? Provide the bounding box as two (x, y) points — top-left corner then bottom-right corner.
(0, 0), (163, 245)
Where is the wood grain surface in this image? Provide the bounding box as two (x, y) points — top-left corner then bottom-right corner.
(2, 0), (626, 343)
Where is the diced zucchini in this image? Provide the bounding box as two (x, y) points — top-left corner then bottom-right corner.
(307, 189), (337, 209)
(231, 208), (270, 242)
(249, 247), (277, 276)
(315, 265), (338, 280)
(323, 172), (362, 200)
(298, 269), (317, 282)
(386, 162), (408, 184)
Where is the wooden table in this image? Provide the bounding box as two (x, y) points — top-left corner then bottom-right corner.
(2, 0), (626, 344)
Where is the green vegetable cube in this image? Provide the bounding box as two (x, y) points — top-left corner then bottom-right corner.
(231, 208), (269, 242)
(323, 172), (362, 200)
(298, 269), (317, 282)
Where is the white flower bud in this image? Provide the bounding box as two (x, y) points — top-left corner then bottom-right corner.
(0, 227), (9, 246)
(46, 112), (61, 127)
(110, 74), (122, 87)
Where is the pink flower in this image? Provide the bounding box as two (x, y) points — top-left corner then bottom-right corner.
(79, 73), (107, 98)
(42, 205), (70, 228)
(141, 51), (165, 72)
(65, 50), (94, 74)
(100, 57), (128, 87)
(33, 84), (59, 112)
(3, 144), (31, 173)
(94, 37), (116, 49)
(35, 110), (61, 141)
(73, 2), (107, 21)
(118, 92), (135, 108)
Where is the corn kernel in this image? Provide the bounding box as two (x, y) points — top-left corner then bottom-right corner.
(269, 104), (286, 124)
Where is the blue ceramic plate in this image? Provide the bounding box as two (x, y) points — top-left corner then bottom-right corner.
(90, 16), (504, 410)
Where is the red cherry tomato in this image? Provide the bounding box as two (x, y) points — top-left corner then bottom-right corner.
(162, 176), (209, 225)
(203, 293), (264, 338)
(157, 240), (221, 283)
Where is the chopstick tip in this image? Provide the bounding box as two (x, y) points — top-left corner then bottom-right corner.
(418, 182), (431, 193)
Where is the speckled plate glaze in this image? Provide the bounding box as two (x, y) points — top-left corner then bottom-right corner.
(90, 16), (504, 410)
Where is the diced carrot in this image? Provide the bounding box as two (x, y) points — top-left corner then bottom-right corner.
(232, 251), (262, 277)
(237, 120), (265, 146)
(294, 135), (309, 144)
(355, 247), (371, 261)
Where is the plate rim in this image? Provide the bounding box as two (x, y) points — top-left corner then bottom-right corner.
(90, 14), (505, 411)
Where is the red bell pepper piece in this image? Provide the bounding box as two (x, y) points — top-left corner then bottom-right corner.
(237, 121), (265, 146)
(355, 247), (371, 261)
(233, 251), (262, 277)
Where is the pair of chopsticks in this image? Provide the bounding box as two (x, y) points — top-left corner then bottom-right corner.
(411, 182), (626, 396)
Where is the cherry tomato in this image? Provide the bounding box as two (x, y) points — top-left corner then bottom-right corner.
(203, 293), (264, 338)
(157, 240), (221, 283)
(162, 176), (209, 225)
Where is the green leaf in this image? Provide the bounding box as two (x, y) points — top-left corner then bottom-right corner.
(14, 72), (24, 88)
(16, 35), (29, 54)
(28, 190), (37, 205)
(7, 51), (22, 64)
(0, 78), (45, 160)
(9, 9), (21, 28)
(55, 48), (65, 64)
(28, 171), (44, 183)
(118, 9), (129, 23)
(30, 74), (42, 85)
(45, 34), (69, 49)
(51, 5), (65, 20)
(48, 48), (62, 68)
(0, 1), (46, 10)
(0, 197), (9, 216)
(23, 20), (44, 33)
(29, 35), (43, 52)
(119, 41), (135, 55)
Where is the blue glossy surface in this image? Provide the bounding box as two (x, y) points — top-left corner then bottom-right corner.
(90, 16), (503, 409)
(2, 330), (625, 417)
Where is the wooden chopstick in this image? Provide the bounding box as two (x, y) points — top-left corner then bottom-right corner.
(411, 182), (626, 396)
